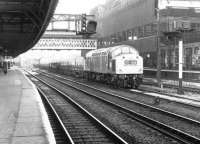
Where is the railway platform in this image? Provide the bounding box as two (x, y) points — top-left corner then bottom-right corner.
(0, 67), (55, 144)
(144, 68), (200, 82)
(143, 77), (200, 89)
(139, 77), (200, 107)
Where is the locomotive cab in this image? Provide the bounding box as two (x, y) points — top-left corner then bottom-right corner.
(107, 45), (143, 75)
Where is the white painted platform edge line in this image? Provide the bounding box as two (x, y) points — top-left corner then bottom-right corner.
(20, 69), (56, 144)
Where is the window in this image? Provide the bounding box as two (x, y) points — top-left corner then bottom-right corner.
(191, 23), (200, 31)
(144, 24), (153, 36)
(138, 26), (144, 37)
(194, 47), (200, 55)
(122, 46), (130, 54)
(112, 48), (122, 57)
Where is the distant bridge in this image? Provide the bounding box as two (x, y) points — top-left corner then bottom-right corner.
(32, 31), (97, 51)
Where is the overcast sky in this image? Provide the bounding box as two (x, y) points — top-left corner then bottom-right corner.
(55, 0), (106, 14)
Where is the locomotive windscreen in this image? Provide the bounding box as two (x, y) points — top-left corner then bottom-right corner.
(111, 45), (139, 58)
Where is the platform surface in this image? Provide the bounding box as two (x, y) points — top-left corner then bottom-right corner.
(137, 77), (200, 107)
(0, 67), (55, 144)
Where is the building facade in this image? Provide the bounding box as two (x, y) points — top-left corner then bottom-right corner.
(90, 0), (200, 70)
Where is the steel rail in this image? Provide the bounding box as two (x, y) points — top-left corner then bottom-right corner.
(26, 70), (128, 144)
(37, 87), (75, 144)
(38, 71), (200, 144)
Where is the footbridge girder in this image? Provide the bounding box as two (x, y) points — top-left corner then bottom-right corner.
(32, 38), (97, 50)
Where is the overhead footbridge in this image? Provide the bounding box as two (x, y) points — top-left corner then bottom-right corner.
(0, 0), (58, 57)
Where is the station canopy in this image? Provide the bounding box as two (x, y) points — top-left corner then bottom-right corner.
(0, 0), (58, 57)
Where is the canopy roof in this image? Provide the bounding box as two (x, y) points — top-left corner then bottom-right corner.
(0, 0), (58, 57)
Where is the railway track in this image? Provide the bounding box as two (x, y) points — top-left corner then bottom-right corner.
(39, 71), (200, 118)
(26, 72), (128, 144)
(33, 70), (200, 144)
(37, 88), (74, 144)
(50, 70), (200, 106)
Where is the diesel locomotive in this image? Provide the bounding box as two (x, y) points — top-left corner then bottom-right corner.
(84, 45), (143, 88)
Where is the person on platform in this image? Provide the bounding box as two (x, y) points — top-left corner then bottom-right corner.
(3, 61), (8, 74)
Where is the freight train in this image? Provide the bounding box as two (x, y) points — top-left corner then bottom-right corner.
(46, 45), (143, 88)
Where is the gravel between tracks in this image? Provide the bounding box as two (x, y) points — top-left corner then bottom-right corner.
(30, 77), (117, 144)
(38, 74), (180, 144)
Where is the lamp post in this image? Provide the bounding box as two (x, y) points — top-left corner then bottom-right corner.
(177, 35), (184, 94)
(156, 8), (162, 88)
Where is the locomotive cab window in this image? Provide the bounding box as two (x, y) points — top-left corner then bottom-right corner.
(129, 47), (139, 55)
(112, 48), (122, 57)
(122, 47), (130, 54)
(111, 46), (139, 58)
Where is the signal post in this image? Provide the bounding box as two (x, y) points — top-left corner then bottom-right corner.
(164, 31), (184, 95)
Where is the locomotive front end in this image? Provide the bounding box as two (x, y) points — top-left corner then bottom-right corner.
(115, 54), (143, 75)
